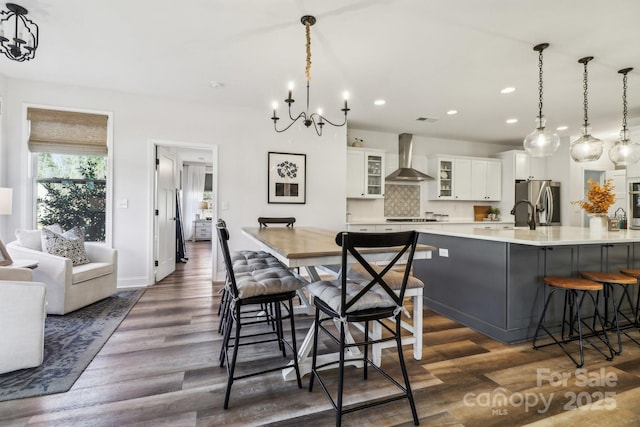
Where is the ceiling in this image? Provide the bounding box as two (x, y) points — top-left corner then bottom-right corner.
(3, 0), (640, 146)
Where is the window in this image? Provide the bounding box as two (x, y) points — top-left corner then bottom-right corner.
(36, 154), (107, 241)
(27, 107), (110, 242)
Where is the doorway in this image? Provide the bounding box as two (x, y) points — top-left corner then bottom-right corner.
(150, 140), (218, 284)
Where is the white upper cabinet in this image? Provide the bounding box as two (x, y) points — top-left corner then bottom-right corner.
(513, 150), (546, 180)
(346, 147), (385, 199)
(454, 158), (472, 200)
(471, 159), (502, 201)
(429, 155), (500, 201)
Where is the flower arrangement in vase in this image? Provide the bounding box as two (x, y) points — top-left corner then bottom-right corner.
(571, 178), (615, 214)
(571, 178), (615, 231)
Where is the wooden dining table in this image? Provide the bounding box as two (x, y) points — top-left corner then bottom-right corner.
(241, 226), (435, 380)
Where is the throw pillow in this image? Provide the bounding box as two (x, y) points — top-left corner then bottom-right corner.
(15, 229), (43, 251)
(46, 224), (64, 234)
(41, 228), (91, 266)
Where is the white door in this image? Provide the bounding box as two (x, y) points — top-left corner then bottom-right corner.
(156, 147), (176, 282)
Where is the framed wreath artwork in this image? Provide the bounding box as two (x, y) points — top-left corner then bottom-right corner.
(268, 152), (306, 204)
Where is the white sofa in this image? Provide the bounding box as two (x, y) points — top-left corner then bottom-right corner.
(0, 267), (46, 374)
(7, 238), (117, 315)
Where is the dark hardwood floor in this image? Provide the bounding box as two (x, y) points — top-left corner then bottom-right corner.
(2, 241), (640, 426)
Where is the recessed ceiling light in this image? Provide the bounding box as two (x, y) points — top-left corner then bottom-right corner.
(374, 99), (386, 106)
(506, 118), (518, 124)
(446, 110), (458, 115)
(210, 81), (224, 88)
(556, 126), (568, 131)
(500, 87), (516, 94)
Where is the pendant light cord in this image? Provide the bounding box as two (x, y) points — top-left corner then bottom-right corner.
(537, 49), (544, 121)
(582, 61), (589, 127)
(622, 71), (628, 132)
(305, 20), (312, 82)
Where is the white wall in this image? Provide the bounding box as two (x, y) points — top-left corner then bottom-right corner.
(1, 77), (347, 286)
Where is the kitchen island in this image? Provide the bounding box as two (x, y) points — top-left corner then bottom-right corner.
(414, 226), (640, 344)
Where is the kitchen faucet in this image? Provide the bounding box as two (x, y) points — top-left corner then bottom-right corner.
(510, 200), (536, 230)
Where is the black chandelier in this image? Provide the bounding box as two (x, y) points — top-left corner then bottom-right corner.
(271, 15), (349, 136)
(0, 3), (38, 62)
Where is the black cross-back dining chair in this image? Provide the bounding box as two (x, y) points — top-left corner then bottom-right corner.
(216, 220), (304, 409)
(307, 230), (420, 426)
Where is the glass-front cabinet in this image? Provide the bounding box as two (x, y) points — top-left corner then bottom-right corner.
(428, 156), (456, 200)
(366, 154), (383, 196)
(347, 147), (385, 199)
(437, 159), (453, 198)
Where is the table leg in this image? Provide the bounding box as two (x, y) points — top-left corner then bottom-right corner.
(369, 288), (423, 366)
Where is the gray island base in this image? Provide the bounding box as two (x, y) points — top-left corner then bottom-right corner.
(414, 226), (640, 344)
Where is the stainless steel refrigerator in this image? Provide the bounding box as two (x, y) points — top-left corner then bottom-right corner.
(514, 180), (561, 226)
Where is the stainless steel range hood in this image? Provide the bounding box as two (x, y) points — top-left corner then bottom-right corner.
(385, 133), (433, 181)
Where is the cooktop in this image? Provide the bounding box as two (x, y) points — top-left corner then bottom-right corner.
(386, 218), (438, 222)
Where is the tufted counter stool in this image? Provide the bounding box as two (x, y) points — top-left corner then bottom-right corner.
(533, 276), (615, 368)
(216, 218), (282, 330)
(216, 220), (306, 409)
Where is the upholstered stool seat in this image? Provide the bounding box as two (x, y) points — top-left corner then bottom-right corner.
(533, 276), (616, 368)
(230, 250), (282, 273)
(218, 250), (285, 332)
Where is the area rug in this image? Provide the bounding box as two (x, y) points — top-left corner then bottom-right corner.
(0, 289), (144, 402)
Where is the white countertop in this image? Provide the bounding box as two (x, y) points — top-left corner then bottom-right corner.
(416, 225), (640, 246)
(347, 218), (513, 225)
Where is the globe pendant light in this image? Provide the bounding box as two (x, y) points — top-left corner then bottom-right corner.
(609, 68), (640, 167)
(523, 43), (560, 158)
(570, 57), (603, 162)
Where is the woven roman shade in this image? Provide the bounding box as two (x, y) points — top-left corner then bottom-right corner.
(27, 108), (109, 155)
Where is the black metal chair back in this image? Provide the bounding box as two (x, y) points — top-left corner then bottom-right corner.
(336, 230), (419, 316)
(216, 219), (240, 299)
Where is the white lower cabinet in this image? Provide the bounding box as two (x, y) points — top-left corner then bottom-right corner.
(347, 224), (401, 232)
(375, 224), (401, 232)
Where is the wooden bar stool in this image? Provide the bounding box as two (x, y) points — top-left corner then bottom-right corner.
(619, 269), (640, 339)
(579, 271), (632, 353)
(533, 276), (615, 368)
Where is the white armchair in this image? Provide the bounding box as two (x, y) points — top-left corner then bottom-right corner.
(0, 267), (46, 374)
(7, 239), (117, 315)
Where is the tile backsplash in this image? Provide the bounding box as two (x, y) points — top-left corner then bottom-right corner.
(384, 184), (420, 217)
